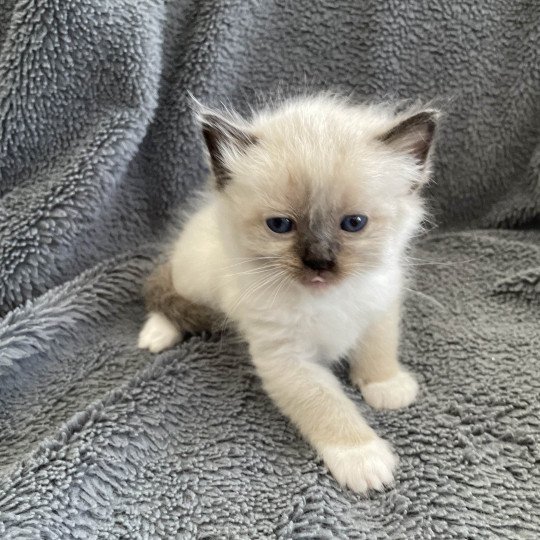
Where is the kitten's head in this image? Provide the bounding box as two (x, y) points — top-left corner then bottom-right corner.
(198, 95), (439, 292)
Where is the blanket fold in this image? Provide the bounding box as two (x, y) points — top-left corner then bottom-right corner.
(0, 0), (538, 538)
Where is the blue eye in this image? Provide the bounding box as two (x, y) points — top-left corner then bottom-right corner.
(340, 215), (368, 232)
(266, 217), (294, 234)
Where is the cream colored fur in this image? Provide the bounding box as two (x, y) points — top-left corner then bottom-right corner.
(139, 95), (438, 493)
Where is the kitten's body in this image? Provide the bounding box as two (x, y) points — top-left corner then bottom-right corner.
(139, 95), (438, 492)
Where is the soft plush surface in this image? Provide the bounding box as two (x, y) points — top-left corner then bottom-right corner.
(0, 1), (538, 538)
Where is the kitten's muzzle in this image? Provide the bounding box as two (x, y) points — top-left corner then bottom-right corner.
(301, 257), (336, 272)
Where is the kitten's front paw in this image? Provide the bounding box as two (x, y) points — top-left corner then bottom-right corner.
(318, 438), (397, 493)
(359, 370), (418, 410)
(138, 312), (182, 353)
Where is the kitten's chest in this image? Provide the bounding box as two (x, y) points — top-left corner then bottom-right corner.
(294, 299), (366, 359)
(244, 283), (393, 360)
(235, 270), (400, 361)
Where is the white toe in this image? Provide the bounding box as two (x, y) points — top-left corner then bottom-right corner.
(360, 370), (418, 410)
(138, 312), (182, 353)
(318, 437), (397, 493)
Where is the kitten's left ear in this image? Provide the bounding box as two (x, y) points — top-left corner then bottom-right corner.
(379, 109), (440, 170)
(196, 105), (257, 190)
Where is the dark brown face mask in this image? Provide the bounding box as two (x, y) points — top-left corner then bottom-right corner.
(295, 222), (339, 273)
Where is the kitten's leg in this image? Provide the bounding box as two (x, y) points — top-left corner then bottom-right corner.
(251, 345), (397, 492)
(350, 301), (418, 410)
(138, 262), (219, 353)
(138, 311), (182, 353)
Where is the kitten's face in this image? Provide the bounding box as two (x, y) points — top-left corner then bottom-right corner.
(221, 157), (400, 291)
(201, 97), (437, 292)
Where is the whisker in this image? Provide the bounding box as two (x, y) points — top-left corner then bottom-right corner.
(402, 287), (446, 310)
(224, 264), (283, 278)
(228, 273), (285, 323)
(219, 271), (285, 333)
(404, 256), (478, 267)
(269, 273), (292, 309)
(222, 257), (282, 270)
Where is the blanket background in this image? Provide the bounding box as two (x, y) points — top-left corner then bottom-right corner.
(1, 0), (538, 537)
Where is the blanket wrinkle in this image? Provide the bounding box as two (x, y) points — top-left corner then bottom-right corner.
(0, 0), (539, 538)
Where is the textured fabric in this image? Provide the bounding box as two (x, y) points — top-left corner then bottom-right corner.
(0, 0), (539, 538)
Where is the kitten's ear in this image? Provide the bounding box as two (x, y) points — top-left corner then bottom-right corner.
(196, 105), (257, 189)
(379, 109), (439, 170)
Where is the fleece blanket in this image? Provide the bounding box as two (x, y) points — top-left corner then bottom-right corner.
(0, 0), (539, 538)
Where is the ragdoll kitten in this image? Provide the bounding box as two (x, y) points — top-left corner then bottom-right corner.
(138, 94), (439, 493)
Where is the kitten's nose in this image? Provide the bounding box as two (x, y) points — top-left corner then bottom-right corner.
(302, 258), (336, 272)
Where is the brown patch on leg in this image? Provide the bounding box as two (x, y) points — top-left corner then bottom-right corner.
(143, 262), (221, 334)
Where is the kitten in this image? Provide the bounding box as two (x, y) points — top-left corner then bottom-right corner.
(138, 94), (439, 493)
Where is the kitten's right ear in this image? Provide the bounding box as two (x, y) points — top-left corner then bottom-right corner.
(195, 104), (257, 190)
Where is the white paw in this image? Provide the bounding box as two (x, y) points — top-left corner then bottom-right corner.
(138, 312), (182, 353)
(360, 370), (418, 410)
(318, 437), (397, 493)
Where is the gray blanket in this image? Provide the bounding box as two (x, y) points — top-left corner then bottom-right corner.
(1, 0), (539, 538)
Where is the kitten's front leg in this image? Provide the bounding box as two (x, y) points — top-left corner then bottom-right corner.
(251, 345), (397, 492)
(350, 301), (418, 410)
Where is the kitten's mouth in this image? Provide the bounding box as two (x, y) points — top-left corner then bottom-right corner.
(304, 270), (333, 290)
